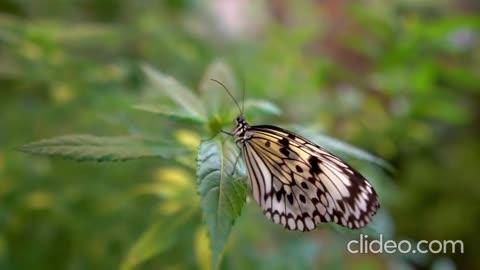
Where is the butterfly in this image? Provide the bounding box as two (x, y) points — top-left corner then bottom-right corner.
(213, 79), (380, 231)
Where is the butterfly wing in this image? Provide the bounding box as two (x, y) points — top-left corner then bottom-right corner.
(241, 125), (380, 231)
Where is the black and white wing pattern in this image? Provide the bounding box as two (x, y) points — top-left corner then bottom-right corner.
(237, 122), (380, 231)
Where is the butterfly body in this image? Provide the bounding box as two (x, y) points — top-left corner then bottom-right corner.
(233, 115), (380, 231)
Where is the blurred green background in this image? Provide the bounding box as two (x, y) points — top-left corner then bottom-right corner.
(1, 0), (479, 269)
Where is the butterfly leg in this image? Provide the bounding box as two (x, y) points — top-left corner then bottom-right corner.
(201, 130), (233, 142)
(229, 151), (241, 176)
(221, 130), (234, 136)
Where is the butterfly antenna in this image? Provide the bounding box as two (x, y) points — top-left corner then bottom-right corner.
(241, 74), (246, 114)
(210, 78), (242, 115)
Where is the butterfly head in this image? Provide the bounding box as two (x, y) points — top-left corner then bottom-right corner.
(234, 115), (250, 143)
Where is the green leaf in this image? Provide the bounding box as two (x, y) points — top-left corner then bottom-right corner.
(196, 139), (247, 270)
(19, 135), (185, 162)
(132, 104), (205, 124)
(142, 63), (207, 121)
(120, 209), (194, 270)
(199, 60), (239, 117)
(242, 99), (282, 116)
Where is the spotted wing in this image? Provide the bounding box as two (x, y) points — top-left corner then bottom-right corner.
(241, 125), (379, 231)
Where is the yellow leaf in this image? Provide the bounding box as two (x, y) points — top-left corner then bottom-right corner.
(26, 191), (52, 209)
(50, 83), (75, 104)
(175, 130), (201, 151)
(195, 225), (212, 270)
(158, 201), (182, 215)
(154, 167), (191, 188)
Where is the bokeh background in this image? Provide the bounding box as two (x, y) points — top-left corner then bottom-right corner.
(1, 0), (479, 269)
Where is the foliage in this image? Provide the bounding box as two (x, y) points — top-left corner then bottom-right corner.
(17, 60), (386, 268)
(197, 139), (247, 269)
(1, 0), (479, 269)
(18, 135), (184, 162)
